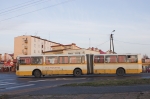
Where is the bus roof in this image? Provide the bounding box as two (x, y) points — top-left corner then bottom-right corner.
(17, 53), (141, 57)
(94, 53), (141, 55)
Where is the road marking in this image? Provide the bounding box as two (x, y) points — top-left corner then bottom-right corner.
(0, 82), (14, 84)
(56, 78), (86, 80)
(0, 79), (14, 82)
(0, 83), (16, 85)
(2, 85), (58, 95)
(6, 84), (35, 89)
(28, 79), (49, 83)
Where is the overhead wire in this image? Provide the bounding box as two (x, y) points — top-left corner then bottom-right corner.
(0, 0), (74, 22)
(113, 40), (129, 52)
(0, 0), (50, 15)
(0, 0), (36, 11)
(114, 39), (150, 45)
(94, 40), (109, 47)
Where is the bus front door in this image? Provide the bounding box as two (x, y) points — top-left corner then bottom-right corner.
(86, 54), (94, 74)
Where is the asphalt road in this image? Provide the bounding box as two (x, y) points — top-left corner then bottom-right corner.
(0, 72), (150, 95)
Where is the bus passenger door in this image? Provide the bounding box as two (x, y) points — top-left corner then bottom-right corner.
(86, 54), (94, 74)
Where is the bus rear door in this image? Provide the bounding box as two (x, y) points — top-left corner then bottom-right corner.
(86, 54), (94, 74)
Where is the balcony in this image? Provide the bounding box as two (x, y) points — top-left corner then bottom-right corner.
(22, 49), (28, 55)
(24, 52), (27, 55)
(24, 38), (28, 43)
(24, 46), (28, 49)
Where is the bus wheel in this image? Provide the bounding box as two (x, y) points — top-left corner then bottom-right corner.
(33, 70), (41, 78)
(73, 69), (82, 77)
(116, 68), (125, 76)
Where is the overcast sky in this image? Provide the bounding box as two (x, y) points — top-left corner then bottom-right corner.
(0, 0), (150, 56)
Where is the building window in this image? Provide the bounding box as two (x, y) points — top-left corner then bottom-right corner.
(42, 45), (43, 48)
(75, 52), (80, 54)
(34, 50), (36, 53)
(34, 44), (36, 47)
(68, 53), (73, 54)
(34, 38), (36, 42)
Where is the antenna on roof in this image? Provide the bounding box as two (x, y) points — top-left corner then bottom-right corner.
(89, 38), (91, 48)
(49, 33), (51, 41)
(35, 31), (38, 36)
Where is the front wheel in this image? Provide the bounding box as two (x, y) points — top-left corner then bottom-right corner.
(116, 68), (125, 76)
(73, 69), (82, 77)
(33, 70), (41, 78)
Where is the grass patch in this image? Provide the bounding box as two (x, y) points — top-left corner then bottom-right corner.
(62, 78), (150, 87)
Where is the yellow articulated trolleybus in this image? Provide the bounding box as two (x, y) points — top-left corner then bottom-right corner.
(16, 54), (142, 78)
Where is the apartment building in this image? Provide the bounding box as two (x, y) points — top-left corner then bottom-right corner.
(14, 35), (60, 58)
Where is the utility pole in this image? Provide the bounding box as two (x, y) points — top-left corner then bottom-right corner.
(110, 30), (115, 53)
(112, 34), (114, 53)
(110, 35), (111, 52)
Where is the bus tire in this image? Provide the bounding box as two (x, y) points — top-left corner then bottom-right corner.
(116, 68), (125, 76)
(33, 70), (41, 78)
(73, 69), (82, 77)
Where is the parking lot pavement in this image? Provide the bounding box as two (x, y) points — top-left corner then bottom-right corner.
(1, 91), (150, 99)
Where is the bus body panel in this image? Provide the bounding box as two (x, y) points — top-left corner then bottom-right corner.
(16, 54), (142, 77)
(94, 63), (142, 74)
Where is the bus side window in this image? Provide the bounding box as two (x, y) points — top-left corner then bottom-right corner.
(59, 56), (69, 64)
(127, 55), (137, 63)
(45, 56), (58, 64)
(94, 56), (104, 63)
(20, 57), (30, 65)
(105, 55), (117, 63)
(118, 55), (126, 63)
(31, 57), (43, 65)
(69, 56), (81, 64)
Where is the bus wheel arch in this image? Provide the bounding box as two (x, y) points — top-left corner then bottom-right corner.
(73, 68), (82, 77)
(116, 67), (125, 76)
(32, 69), (42, 78)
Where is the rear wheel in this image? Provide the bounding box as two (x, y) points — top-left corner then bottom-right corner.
(116, 68), (125, 76)
(33, 70), (41, 78)
(73, 69), (82, 77)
